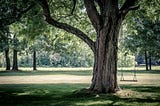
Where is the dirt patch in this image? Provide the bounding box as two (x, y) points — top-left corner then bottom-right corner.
(0, 74), (160, 85)
(0, 75), (91, 84)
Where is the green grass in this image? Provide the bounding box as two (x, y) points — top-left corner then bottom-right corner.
(0, 68), (160, 106)
(0, 84), (160, 106)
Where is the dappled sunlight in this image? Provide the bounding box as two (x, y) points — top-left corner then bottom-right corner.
(76, 100), (113, 106)
(0, 83), (160, 106)
(15, 89), (50, 96)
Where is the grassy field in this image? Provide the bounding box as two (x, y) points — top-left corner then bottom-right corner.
(0, 67), (160, 106)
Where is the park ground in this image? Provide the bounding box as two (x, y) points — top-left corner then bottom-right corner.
(0, 67), (160, 106)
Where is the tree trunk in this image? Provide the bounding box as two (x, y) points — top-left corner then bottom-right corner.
(33, 50), (37, 70)
(149, 53), (151, 70)
(144, 50), (148, 71)
(5, 48), (10, 70)
(12, 49), (18, 71)
(90, 20), (121, 93)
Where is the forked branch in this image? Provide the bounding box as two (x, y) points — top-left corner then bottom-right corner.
(84, 0), (101, 31)
(38, 0), (95, 52)
(120, 0), (139, 17)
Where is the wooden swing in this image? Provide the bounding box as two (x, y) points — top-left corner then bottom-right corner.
(120, 69), (138, 82)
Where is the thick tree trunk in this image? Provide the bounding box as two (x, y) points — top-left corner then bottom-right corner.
(144, 50), (148, 71)
(5, 48), (10, 70)
(33, 50), (37, 70)
(12, 49), (18, 71)
(90, 20), (121, 93)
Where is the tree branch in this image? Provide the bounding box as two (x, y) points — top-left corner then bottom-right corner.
(38, 0), (95, 52)
(71, 0), (76, 14)
(84, 0), (101, 31)
(17, 3), (36, 20)
(120, 0), (139, 16)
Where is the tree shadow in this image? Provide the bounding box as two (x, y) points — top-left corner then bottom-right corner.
(120, 85), (160, 93)
(0, 84), (160, 106)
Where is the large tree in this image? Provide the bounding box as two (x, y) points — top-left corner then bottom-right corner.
(38, 0), (139, 93)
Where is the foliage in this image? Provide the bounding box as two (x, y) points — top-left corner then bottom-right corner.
(120, 0), (160, 66)
(18, 34), (93, 67)
(0, 0), (34, 27)
(0, 26), (10, 52)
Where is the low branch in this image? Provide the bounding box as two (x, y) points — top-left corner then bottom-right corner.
(38, 0), (95, 52)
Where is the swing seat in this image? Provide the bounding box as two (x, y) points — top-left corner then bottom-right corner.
(120, 71), (138, 82)
(120, 79), (138, 82)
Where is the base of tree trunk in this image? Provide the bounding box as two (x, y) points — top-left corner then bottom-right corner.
(90, 86), (120, 94)
(6, 68), (10, 71)
(11, 69), (20, 71)
(73, 87), (120, 96)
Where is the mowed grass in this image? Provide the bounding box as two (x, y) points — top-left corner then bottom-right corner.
(0, 67), (160, 106)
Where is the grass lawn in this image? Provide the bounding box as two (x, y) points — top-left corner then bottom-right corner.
(0, 68), (160, 106)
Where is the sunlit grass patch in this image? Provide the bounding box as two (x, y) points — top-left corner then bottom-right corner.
(76, 100), (113, 106)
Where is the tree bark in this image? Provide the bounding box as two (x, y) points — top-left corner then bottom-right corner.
(5, 48), (10, 70)
(12, 49), (18, 71)
(89, 18), (122, 93)
(33, 50), (37, 70)
(144, 50), (148, 71)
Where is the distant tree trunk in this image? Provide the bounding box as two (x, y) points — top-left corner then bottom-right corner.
(12, 49), (18, 70)
(5, 48), (10, 70)
(26, 52), (29, 66)
(144, 50), (148, 71)
(149, 53), (151, 70)
(33, 50), (37, 70)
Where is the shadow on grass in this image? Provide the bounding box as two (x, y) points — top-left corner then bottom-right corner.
(120, 85), (160, 93)
(0, 84), (160, 106)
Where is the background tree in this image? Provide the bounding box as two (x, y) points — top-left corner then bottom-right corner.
(0, 26), (11, 70)
(123, 0), (160, 70)
(10, 23), (28, 70)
